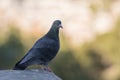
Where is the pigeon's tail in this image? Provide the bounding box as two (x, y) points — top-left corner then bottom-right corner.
(13, 64), (27, 70)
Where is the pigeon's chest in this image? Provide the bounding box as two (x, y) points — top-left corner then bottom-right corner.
(46, 39), (59, 52)
(43, 39), (59, 60)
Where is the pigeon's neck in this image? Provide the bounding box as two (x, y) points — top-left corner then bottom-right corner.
(46, 27), (59, 40)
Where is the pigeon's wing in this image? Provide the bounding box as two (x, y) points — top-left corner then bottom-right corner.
(18, 48), (41, 65)
(18, 37), (58, 66)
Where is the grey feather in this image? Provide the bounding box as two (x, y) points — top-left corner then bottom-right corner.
(13, 20), (62, 70)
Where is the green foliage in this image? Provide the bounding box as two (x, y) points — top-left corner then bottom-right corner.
(51, 51), (95, 80)
(0, 26), (25, 69)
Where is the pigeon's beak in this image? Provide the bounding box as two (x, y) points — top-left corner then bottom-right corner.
(59, 24), (63, 29)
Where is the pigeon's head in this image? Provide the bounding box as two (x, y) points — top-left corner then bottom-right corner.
(47, 20), (62, 37)
(52, 20), (63, 29)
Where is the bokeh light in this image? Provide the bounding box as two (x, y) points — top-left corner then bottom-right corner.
(0, 0), (120, 80)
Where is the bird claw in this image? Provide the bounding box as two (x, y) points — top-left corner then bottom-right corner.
(43, 67), (52, 72)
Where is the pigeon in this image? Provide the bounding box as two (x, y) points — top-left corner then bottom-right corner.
(13, 20), (63, 71)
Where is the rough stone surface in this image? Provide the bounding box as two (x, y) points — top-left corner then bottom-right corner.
(0, 69), (62, 80)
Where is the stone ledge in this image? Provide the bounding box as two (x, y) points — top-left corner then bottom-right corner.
(0, 69), (62, 80)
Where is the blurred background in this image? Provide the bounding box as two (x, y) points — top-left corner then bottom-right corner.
(0, 0), (120, 80)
